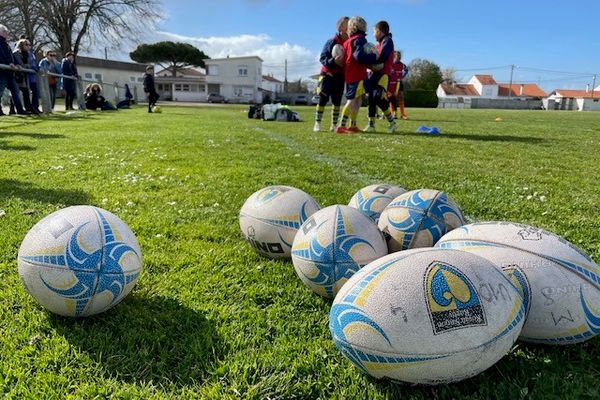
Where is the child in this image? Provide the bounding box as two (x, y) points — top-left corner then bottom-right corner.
(336, 16), (378, 134)
(143, 65), (159, 113)
(364, 21), (396, 133)
(388, 50), (409, 120)
(313, 16), (349, 132)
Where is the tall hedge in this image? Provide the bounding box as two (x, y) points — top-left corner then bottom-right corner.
(405, 89), (438, 108)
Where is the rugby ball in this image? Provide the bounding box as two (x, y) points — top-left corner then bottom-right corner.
(348, 183), (407, 222)
(364, 42), (383, 71)
(330, 248), (524, 385)
(18, 206), (142, 317)
(151, 106), (162, 113)
(378, 189), (466, 252)
(332, 44), (345, 66)
(292, 205), (387, 298)
(436, 222), (600, 344)
(240, 186), (320, 259)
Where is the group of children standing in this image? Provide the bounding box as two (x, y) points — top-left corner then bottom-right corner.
(314, 16), (408, 134)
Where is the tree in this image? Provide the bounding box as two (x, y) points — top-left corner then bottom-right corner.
(442, 67), (458, 85)
(1, 0), (162, 55)
(406, 59), (443, 90)
(129, 42), (210, 76)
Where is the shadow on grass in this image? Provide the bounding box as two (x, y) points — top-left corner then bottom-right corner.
(0, 131), (65, 140)
(48, 295), (223, 387)
(366, 130), (546, 144)
(0, 178), (90, 205)
(370, 340), (598, 398)
(0, 142), (36, 151)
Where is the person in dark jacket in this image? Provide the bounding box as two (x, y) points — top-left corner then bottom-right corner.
(84, 83), (116, 111)
(12, 39), (34, 113)
(61, 52), (79, 110)
(0, 24), (26, 115)
(143, 65), (159, 112)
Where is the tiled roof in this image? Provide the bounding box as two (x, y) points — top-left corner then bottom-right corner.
(440, 83), (479, 96)
(262, 75), (283, 83)
(77, 56), (147, 72)
(157, 67), (204, 77)
(553, 89), (599, 99)
(498, 83), (547, 98)
(474, 75), (497, 85)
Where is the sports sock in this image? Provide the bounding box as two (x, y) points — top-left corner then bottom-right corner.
(315, 105), (325, 122)
(332, 106), (340, 126)
(383, 109), (394, 123)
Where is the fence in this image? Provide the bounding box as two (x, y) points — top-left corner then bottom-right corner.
(1, 64), (138, 114)
(438, 97), (543, 110)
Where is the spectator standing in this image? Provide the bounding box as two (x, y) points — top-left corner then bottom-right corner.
(12, 39), (35, 113)
(143, 66), (159, 113)
(0, 24), (26, 115)
(39, 50), (62, 109)
(61, 52), (79, 110)
(27, 43), (41, 113)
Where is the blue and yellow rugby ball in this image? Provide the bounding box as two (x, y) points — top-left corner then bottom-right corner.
(330, 248), (524, 384)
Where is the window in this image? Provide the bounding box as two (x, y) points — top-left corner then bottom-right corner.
(137, 77), (144, 82)
(182, 84), (190, 92)
(238, 65), (248, 76)
(233, 86), (243, 97)
(94, 73), (102, 82)
(130, 77), (136, 82)
(207, 65), (219, 76)
(175, 84), (182, 91)
(84, 72), (93, 79)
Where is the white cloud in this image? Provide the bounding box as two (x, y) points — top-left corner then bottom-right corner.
(154, 31), (318, 80)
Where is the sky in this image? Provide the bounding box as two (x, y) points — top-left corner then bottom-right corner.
(89, 0), (600, 91)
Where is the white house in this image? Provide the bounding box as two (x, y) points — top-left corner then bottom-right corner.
(77, 56), (147, 102)
(155, 67), (207, 102)
(469, 75), (499, 98)
(261, 74), (284, 95)
(544, 88), (600, 111)
(205, 56), (263, 103)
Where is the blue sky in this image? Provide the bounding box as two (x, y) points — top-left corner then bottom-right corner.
(99, 0), (600, 91)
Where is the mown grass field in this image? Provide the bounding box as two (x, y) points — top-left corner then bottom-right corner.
(1, 105), (599, 399)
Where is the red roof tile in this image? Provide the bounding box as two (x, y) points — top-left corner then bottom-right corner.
(554, 89), (599, 99)
(474, 75), (497, 85)
(498, 83), (547, 98)
(262, 75), (283, 83)
(441, 83), (479, 96)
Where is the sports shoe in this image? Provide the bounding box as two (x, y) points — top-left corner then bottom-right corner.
(346, 126), (361, 133)
(313, 121), (321, 132)
(363, 125), (376, 133)
(401, 114), (408, 120)
(329, 125), (336, 132)
(388, 121), (397, 134)
(335, 126), (349, 134)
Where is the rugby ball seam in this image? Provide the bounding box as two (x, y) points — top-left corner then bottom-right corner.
(438, 238), (600, 289)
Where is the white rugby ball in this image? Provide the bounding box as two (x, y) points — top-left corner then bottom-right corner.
(240, 186), (320, 259)
(330, 248), (524, 385)
(332, 43), (345, 66)
(292, 205), (387, 298)
(378, 189), (466, 253)
(348, 183), (407, 223)
(436, 221), (600, 344)
(18, 206), (142, 317)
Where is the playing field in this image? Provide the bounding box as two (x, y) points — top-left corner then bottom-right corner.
(1, 105), (599, 399)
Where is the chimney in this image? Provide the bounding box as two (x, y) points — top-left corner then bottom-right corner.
(586, 84), (590, 93)
(519, 85), (524, 96)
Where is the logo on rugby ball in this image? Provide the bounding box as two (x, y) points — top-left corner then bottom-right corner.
(517, 227), (543, 241)
(424, 261), (486, 334)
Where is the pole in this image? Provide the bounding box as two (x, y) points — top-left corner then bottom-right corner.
(592, 74), (597, 99)
(284, 59), (288, 93)
(508, 65), (515, 99)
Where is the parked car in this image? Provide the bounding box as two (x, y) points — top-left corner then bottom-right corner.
(207, 93), (228, 103)
(295, 94), (309, 105)
(310, 95), (320, 105)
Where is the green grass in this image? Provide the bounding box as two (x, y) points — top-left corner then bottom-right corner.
(1, 105), (599, 399)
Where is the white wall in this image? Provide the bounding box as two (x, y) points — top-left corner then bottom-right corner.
(205, 57), (262, 103)
(78, 66), (144, 101)
(578, 98), (600, 111)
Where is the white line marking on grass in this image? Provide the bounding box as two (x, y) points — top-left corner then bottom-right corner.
(250, 126), (378, 184)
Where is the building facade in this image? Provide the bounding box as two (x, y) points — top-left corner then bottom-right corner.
(155, 67), (207, 102)
(205, 56), (263, 103)
(77, 56), (147, 102)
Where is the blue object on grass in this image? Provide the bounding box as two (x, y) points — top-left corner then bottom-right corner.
(416, 125), (441, 135)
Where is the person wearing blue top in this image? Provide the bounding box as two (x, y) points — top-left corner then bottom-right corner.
(0, 25), (26, 116)
(61, 52), (79, 110)
(27, 45), (40, 113)
(39, 50), (62, 109)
